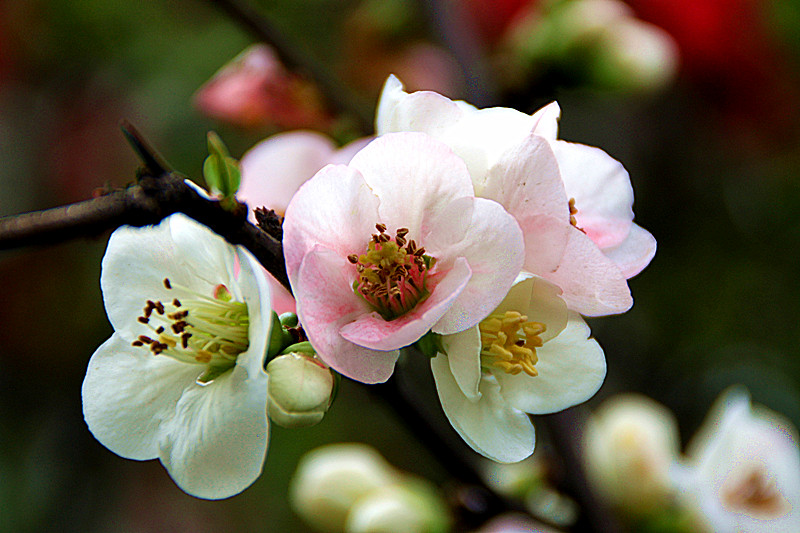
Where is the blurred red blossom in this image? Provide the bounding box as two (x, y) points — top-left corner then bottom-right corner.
(194, 44), (332, 131)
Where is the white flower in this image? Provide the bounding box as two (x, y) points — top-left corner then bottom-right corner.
(676, 388), (800, 533)
(430, 274), (606, 462)
(82, 214), (272, 499)
(377, 75), (656, 316)
(583, 394), (681, 514)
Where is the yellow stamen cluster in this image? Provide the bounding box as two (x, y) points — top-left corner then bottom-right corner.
(348, 223), (431, 320)
(479, 311), (546, 377)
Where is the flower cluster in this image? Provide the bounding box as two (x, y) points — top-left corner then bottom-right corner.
(584, 389), (800, 533)
(83, 74), (653, 498)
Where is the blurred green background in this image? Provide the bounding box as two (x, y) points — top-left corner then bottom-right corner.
(2, 0), (800, 531)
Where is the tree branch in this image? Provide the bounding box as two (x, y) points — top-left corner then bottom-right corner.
(0, 173), (290, 291)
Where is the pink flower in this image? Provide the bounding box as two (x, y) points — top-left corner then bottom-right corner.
(194, 44), (331, 130)
(237, 131), (371, 314)
(377, 76), (655, 316)
(283, 132), (524, 383)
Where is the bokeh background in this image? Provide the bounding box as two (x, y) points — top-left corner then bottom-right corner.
(2, 0), (800, 531)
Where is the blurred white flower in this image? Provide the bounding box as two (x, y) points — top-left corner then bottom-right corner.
(583, 394), (681, 514)
(676, 388), (800, 533)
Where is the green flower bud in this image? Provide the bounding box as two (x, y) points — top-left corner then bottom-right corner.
(266, 352), (334, 428)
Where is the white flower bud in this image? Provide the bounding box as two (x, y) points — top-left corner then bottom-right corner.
(290, 444), (400, 533)
(266, 352), (334, 428)
(344, 478), (451, 533)
(583, 394), (680, 515)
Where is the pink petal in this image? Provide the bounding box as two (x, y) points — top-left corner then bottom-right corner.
(340, 257), (472, 350)
(530, 102), (562, 139)
(239, 131), (337, 216)
(603, 223), (657, 279)
(295, 246), (399, 384)
(543, 228), (632, 316)
(551, 141), (635, 249)
(348, 132), (474, 239)
(282, 164), (380, 284)
(430, 197), (525, 334)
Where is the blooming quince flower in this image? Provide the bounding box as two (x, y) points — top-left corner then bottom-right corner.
(82, 214), (272, 499)
(377, 75), (655, 316)
(430, 274), (605, 462)
(675, 388), (800, 533)
(282, 132), (524, 384)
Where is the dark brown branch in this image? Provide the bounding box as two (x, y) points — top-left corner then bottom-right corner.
(207, 0), (374, 135)
(0, 174), (290, 291)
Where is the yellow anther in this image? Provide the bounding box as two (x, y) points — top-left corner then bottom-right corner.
(479, 311), (545, 377)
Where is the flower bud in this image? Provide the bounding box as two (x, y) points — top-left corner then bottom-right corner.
(266, 352), (334, 428)
(290, 443), (400, 533)
(344, 478), (451, 533)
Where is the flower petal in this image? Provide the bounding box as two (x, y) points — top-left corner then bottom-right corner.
(348, 132), (474, 239)
(157, 365), (269, 500)
(431, 197), (524, 334)
(340, 257), (472, 350)
(239, 131), (338, 216)
(82, 334), (199, 460)
(440, 326), (482, 401)
(296, 246), (400, 383)
(495, 275), (568, 342)
(543, 228), (632, 316)
(603, 223), (657, 279)
(431, 355), (535, 463)
(495, 313), (606, 414)
(482, 135), (570, 272)
(530, 102), (561, 139)
(551, 141), (634, 250)
(283, 163), (380, 284)
(101, 215), (234, 342)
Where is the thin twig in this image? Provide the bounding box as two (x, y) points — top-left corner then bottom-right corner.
(207, 0), (374, 134)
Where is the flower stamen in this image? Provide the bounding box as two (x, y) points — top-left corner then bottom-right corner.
(350, 224), (434, 320)
(479, 311), (545, 377)
(569, 198), (586, 234)
(131, 277), (250, 382)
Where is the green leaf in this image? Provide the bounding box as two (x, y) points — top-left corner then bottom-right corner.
(203, 131), (241, 198)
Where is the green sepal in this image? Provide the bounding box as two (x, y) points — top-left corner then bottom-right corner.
(279, 341), (316, 356)
(415, 331), (445, 358)
(203, 131), (241, 199)
(267, 311), (295, 360)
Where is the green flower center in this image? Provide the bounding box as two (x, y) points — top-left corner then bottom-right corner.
(348, 223), (434, 321)
(131, 277), (249, 383)
(479, 310), (545, 377)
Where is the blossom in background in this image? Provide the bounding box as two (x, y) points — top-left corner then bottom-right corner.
(290, 443), (451, 533)
(430, 274), (605, 462)
(238, 131), (372, 314)
(82, 214), (272, 499)
(377, 75), (655, 316)
(282, 132), (524, 384)
(676, 388), (800, 533)
(583, 394), (681, 514)
(194, 43), (331, 130)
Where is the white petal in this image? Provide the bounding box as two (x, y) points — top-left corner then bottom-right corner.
(158, 364), (269, 500)
(431, 355), (535, 463)
(82, 334), (199, 460)
(441, 326), (482, 401)
(530, 102), (561, 139)
(168, 214), (238, 289)
(495, 275), (568, 342)
(495, 313), (606, 414)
